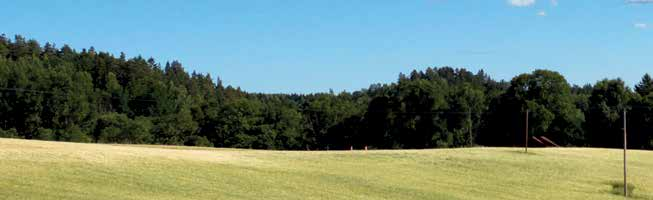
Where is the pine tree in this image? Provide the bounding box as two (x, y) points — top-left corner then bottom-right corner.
(635, 74), (653, 96)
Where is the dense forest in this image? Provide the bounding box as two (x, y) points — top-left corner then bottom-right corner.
(1, 34), (652, 150)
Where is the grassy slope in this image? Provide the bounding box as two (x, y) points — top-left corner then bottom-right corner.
(0, 138), (652, 200)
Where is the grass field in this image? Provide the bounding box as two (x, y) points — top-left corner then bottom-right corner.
(1, 138), (652, 200)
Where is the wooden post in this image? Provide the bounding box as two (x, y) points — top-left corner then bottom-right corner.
(469, 109), (473, 147)
(623, 110), (628, 197)
(525, 109), (529, 153)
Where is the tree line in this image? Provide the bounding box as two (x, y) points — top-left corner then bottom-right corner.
(1, 35), (652, 150)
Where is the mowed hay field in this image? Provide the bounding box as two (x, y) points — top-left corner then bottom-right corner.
(1, 139), (652, 200)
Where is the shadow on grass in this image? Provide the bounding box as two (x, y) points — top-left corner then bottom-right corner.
(500, 149), (538, 156)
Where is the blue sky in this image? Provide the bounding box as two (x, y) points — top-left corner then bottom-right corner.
(2, 0), (652, 93)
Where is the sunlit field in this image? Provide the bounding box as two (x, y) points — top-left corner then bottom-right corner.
(1, 138), (651, 200)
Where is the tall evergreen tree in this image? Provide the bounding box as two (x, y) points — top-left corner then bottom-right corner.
(635, 74), (653, 97)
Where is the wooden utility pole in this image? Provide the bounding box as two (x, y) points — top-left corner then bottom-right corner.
(525, 109), (529, 153)
(469, 109), (473, 147)
(623, 110), (628, 197)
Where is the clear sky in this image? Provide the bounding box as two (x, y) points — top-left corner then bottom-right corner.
(2, 0), (652, 93)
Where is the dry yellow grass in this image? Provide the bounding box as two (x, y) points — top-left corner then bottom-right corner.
(1, 138), (652, 199)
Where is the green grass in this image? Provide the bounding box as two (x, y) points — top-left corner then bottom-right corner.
(1, 138), (652, 200)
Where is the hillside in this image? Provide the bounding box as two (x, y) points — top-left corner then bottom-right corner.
(0, 138), (652, 199)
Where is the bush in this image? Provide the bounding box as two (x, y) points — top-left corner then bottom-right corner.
(98, 127), (122, 143)
(34, 128), (55, 141)
(184, 135), (213, 147)
(124, 117), (153, 144)
(0, 128), (18, 138)
(57, 126), (91, 142)
(95, 113), (153, 144)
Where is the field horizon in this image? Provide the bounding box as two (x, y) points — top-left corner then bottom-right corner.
(1, 138), (652, 199)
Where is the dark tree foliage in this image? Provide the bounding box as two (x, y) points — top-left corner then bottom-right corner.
(585, 79), (632, 148)
(635, 74), (653, 97)
(480, 70), (584, 146)
(1, 34), (653, 149)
